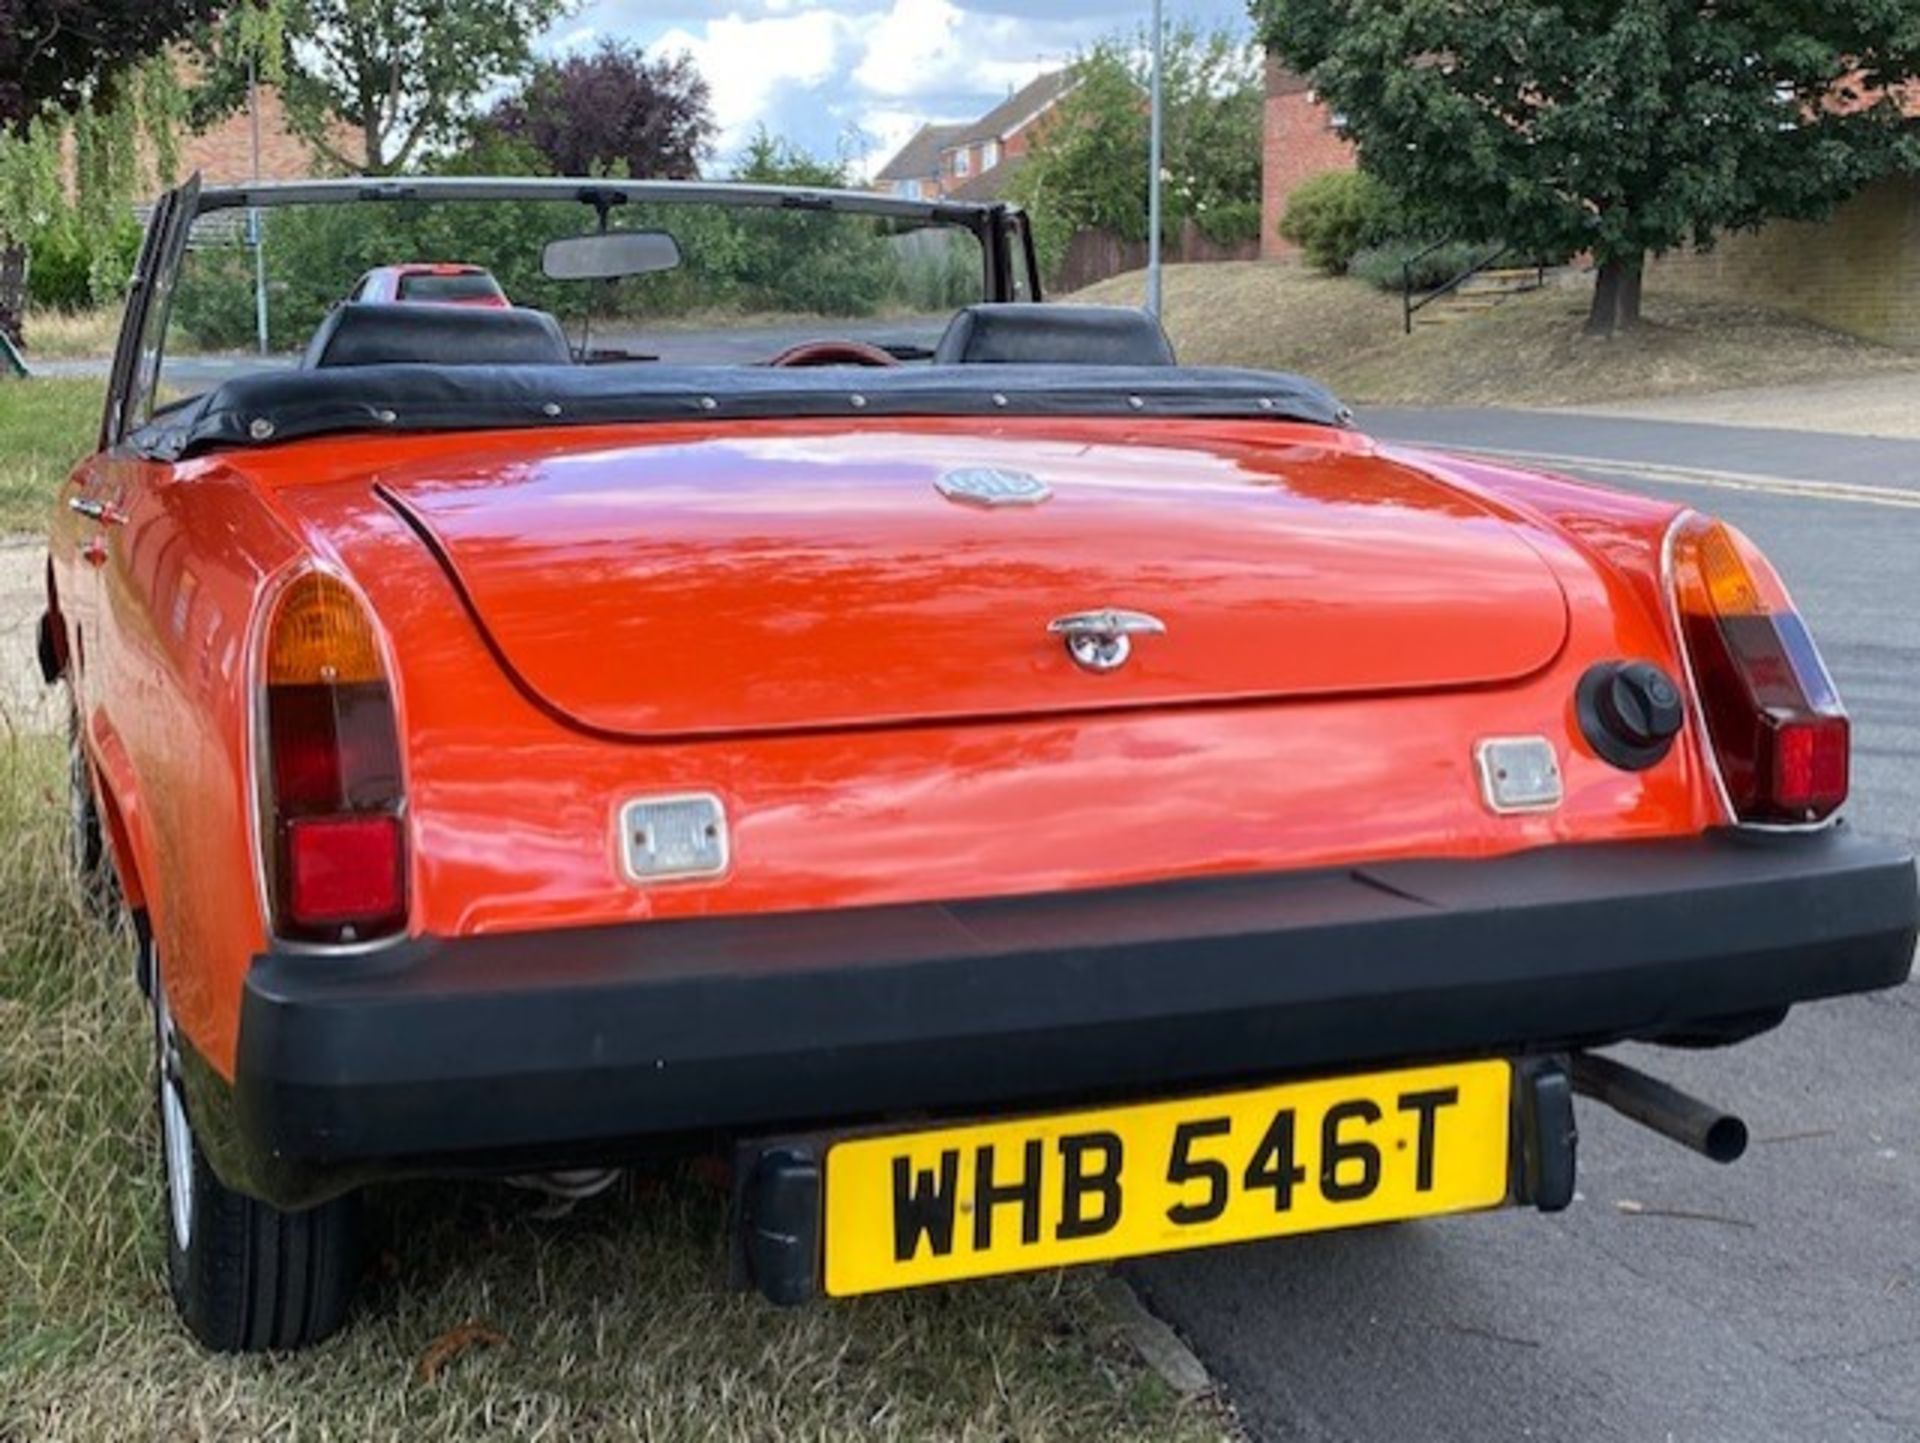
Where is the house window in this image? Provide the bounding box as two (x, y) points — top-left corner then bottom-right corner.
(982, 139), (1000, 170)
(953, 149), (970, 177)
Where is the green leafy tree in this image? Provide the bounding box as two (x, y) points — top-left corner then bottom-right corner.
(195, 0), (571, 174)
(1009, 24), (1263, 280)
(724, 129), (896, 315)
(1255, 0), (1920, 335)
(0, 0), (214, 131)
(0, 0), (201, 341)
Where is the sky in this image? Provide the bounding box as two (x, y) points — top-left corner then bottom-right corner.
(538, 0), (1254, 178)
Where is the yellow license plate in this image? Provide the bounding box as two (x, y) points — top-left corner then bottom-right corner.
(823, 1060), (1511, 1296)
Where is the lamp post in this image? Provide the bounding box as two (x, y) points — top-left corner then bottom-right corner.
(1145, 0), (1165, 317)
(249, 57), (269, 355)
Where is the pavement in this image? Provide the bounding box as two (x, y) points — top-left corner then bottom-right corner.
(0, 538), (58, 733)
(1562, 372), (1920, 441)
(1131, 407), (1920, 1443)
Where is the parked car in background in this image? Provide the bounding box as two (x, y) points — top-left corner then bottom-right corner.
(348, 262), (510, 307)
(41, 174), (1918, 1354)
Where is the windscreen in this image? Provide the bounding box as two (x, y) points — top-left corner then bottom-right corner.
(396, 271), (505, 303)
(152, 196), (991, 409)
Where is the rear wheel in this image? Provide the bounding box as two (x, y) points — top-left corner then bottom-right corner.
(152, 945), (362, 1352)
(66, 711), (118, 921)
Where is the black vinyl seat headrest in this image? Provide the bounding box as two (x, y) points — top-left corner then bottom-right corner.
(302, 302), (574, 369)
(933, 303), (1177, 367)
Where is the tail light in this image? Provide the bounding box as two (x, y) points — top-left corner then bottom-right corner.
(1668, 514), (1847, 825)
(260, 572), (407, 942)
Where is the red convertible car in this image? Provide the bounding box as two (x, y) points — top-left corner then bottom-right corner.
(42, 176), (1916, 1352)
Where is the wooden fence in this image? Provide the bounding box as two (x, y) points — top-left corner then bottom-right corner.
(1053, 220), (1260, 294)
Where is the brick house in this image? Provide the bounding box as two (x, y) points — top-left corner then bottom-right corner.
(873, 122), (965, 201)
(1259, 59), (1354, 258)
(1652, 177), (1920, 349)
(176, 84), (358, 184)
(872, 70), (1072, 204)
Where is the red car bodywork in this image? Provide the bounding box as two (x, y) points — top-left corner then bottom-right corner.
(54, 417), (1726, 1076)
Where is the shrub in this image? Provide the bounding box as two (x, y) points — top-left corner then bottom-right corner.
(1348, 239), (1493, 293)
(1278, 171), (1399, 274)
(1191, 198), (1262, 248)
(27, 216), (141, 311)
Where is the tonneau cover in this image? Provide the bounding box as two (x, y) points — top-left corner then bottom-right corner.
(129, 362), (1350, 459)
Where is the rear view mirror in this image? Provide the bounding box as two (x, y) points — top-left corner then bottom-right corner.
(543, 230), (682, 281)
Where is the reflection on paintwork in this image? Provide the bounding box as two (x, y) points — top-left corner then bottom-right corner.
(379, 425), (1572, 738)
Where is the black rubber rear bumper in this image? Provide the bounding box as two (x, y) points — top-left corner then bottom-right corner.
(222, 828), (1916, 1206)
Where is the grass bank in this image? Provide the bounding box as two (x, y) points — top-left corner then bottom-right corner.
(0, 380), (103, 534)
(0, 736), (1225, 1442)
(22, 309), (121, 362)
(1071, 262), (1920, 408)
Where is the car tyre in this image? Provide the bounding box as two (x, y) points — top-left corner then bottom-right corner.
(153, 944), (362, 1352)
(66, 711), (119, 921)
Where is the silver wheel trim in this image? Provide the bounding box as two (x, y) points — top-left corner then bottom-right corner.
(157, 983), (195, 1251)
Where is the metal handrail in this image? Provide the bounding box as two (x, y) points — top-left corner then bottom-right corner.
(1402, 241), (1545, 334)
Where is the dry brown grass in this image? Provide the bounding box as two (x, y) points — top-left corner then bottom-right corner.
(0, 734), (1229, 1443)
(20, 309), (121, 362)
(1069, 261), (1920, 408)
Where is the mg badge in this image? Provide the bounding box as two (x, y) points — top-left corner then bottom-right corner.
(935, 467), (1052, 508)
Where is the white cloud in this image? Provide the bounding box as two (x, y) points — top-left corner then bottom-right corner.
(852, 0), (1057, 100)
(851, 0), (962, 96)
(656, 10), (854, 151)
(549, 24), (601, 53)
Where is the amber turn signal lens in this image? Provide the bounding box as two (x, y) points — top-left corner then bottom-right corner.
(267, 572), (386, 686)
(1668, 515), (1847, 825)
(1672, 517), (1792, 620)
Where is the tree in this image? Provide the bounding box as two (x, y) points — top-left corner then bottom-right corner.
(1255, 0), (1920, 335)
(1008, 25), (1263, 281)
(483, 40), (711, 180)
(196, 0), (571, 174)
(0, 0), (216, 132)
(0, 0), (204, 341)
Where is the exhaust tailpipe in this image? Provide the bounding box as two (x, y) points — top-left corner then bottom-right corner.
(1570, 1053), (1748, 1164)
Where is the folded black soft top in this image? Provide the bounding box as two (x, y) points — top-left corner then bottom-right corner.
(129, 362), (1352, 460)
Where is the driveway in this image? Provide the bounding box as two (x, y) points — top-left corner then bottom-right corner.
(1133, 408), (1920, 1443)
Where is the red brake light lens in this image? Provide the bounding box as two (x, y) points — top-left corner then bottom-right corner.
(1669, 516), (1848, 824)
(286, 815), (404, 924)
(261, 573), (407, 942)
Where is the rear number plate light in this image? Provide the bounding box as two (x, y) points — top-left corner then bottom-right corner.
(621, 794), (729, 881)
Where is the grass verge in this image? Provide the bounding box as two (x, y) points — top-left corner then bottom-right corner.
(0, 380), (104, 534)
(21, 310), (121, 362)
(0, 735), (1227, 1442)
(1070, 262), (1920, 409)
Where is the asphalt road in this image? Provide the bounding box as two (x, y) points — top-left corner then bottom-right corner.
(1132, 408), (1920, 1443)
